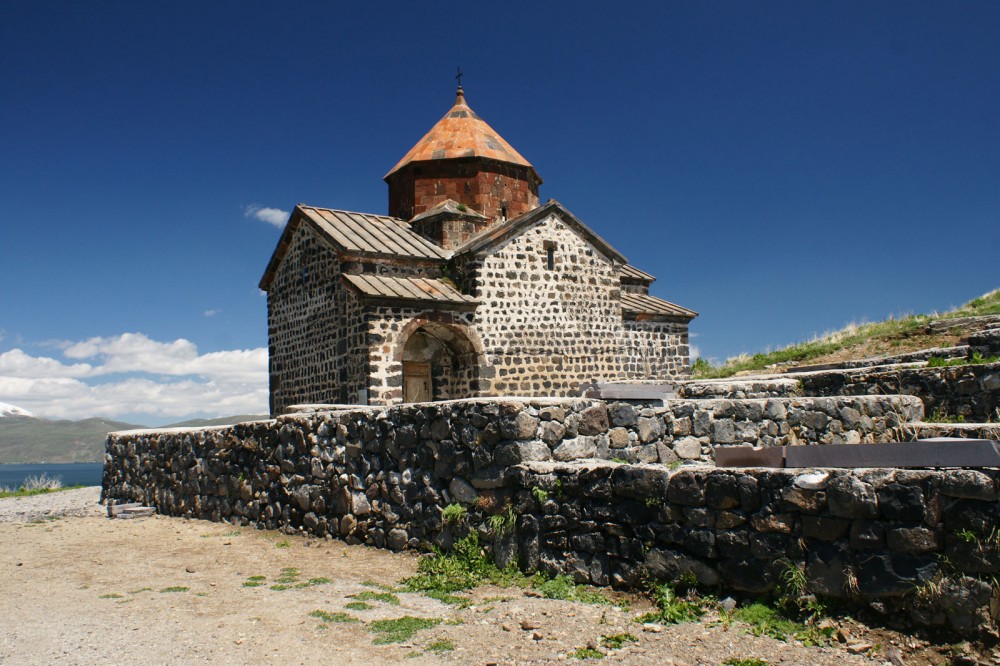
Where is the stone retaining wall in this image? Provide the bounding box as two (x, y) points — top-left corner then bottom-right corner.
(103, 395), (996, 637)
(799, 363), (1000, 423)
(512, 462), (1000, 636)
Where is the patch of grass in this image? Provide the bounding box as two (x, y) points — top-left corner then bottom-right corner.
(270, 584), (292, 591)
(368, 617), (441, 644)
(599, 633), (637, 649)
(243, 581), (265, 588)
(129, 587), (153, 594)
(488, 505), (516, 536)
(570, 646), (604, 659)
(344, 601), (373, 611)
(361, 579), (397, 590)
(723, 659), (770, 666)
(99, 593), (123, 599)
(534, 575), (613, 605)
(442, 503), (467, 526)
(531, 486), (549, 503)
(926, 408), (966, 423)
(159, 586), (189, 593)
(352, 590), (401, 606)
(274, 540), (291, 548)
(0, 477), (85, 499)
(402, 533), (524, 597)
(426, 639), (455, 653)
(305, 577), (332, 586)
(636, 583), (705, 624)
(733, 602), (831, 646)
(309, 610), (357, 624)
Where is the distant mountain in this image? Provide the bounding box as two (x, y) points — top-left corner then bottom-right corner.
(0, 401), (35, 418)
(0, 415), (143, 463)
(163, 415), (269, 428)
(0, 407), (270, 464)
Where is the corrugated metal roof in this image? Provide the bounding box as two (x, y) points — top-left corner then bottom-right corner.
(300, 206), (450, 260)
(343, 274), (478, 306)
(619, 264), (656, 283)
(385, 88), (538, 180)
(621, 292), (697, 319)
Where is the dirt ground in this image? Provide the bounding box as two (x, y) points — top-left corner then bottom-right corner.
(0, 489), (992, 665)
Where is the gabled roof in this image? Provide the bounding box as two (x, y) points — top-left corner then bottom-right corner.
(384, 87), (540, 182)
(621, 292), (698, 320)
(619, 264), (656, 284)
(259, 205), (449, 290)
(453, 200), (628, 266)
(343, 274), (478, 309)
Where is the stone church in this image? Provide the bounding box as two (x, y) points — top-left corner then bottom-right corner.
(259, 86), (697, 415)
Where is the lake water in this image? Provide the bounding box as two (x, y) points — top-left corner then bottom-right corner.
(0, 463), (104, 489)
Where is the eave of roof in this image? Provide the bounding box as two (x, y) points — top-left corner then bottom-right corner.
(342, 274), (478, 309)
(621, 292), (698, 320)
(619, 264), (656, 283)
(453, 200), (628, 266)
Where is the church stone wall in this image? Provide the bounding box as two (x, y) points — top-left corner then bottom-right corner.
(465, 213), (691, 398)
(266, 223), (368, 414)
(621, 319), (690, 379)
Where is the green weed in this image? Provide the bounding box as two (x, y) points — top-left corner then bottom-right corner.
(723, 659), (770, 666)
(99, 593), (123, 599)
(309, 610), (357, 623)
(636, 583), (705, 624)
(531, 486), (549, 503)
(488, 505), (516, 536)
(344, 601), (373, 611)
(274, 540), (291, 548)
(159, 586), (189, 593)
(569, 646), (604, 659)
(351, 590), (401, 605)
(534, 575), (613, 605)
(599, 633), (637, 649)
(368, 617), (441, 644)
(442, 503), (467, 526)
(427, 639), (455, 653)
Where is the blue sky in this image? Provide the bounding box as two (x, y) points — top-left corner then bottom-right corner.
(1, 1), (997, 424)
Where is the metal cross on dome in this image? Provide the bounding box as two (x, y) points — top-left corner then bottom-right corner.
(455, 67), (463, 88)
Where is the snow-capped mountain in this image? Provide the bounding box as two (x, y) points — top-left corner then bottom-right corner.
(0, 401), (34, 418)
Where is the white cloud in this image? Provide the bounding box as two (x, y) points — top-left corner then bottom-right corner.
(690, 345), (701, 360)
(244, 204), (289, 228)
(0, 333), (267, 422)
(203, 309), (220, 317)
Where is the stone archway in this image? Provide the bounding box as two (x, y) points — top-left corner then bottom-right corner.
(397, 319), (482, 403)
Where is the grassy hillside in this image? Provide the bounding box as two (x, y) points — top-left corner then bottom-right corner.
(0, 416), (142, 463)
(694, 288), (1000, 379)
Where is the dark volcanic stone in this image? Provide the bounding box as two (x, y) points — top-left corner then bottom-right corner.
(704, 474), (741, 510)
(877, 483), (925, 521)
(666, 471), (705, 507)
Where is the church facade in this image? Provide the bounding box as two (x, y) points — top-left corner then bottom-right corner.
(260, 87), (697, 415)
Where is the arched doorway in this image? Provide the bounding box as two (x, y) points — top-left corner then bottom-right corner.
(400, 322), (480, 403)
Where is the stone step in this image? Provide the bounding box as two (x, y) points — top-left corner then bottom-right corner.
(677, 378), (800, 400)
(107, 503), (155, 519)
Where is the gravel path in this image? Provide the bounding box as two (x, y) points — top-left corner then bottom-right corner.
(0, 486), (103, 522)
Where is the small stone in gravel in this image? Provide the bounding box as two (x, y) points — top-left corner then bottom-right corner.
(642, 623), (663, 633)
(520, 620), (541, 631)
(846, 642), (872, 654)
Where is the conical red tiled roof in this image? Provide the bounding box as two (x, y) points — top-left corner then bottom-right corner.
(385, 88), (537, 179)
